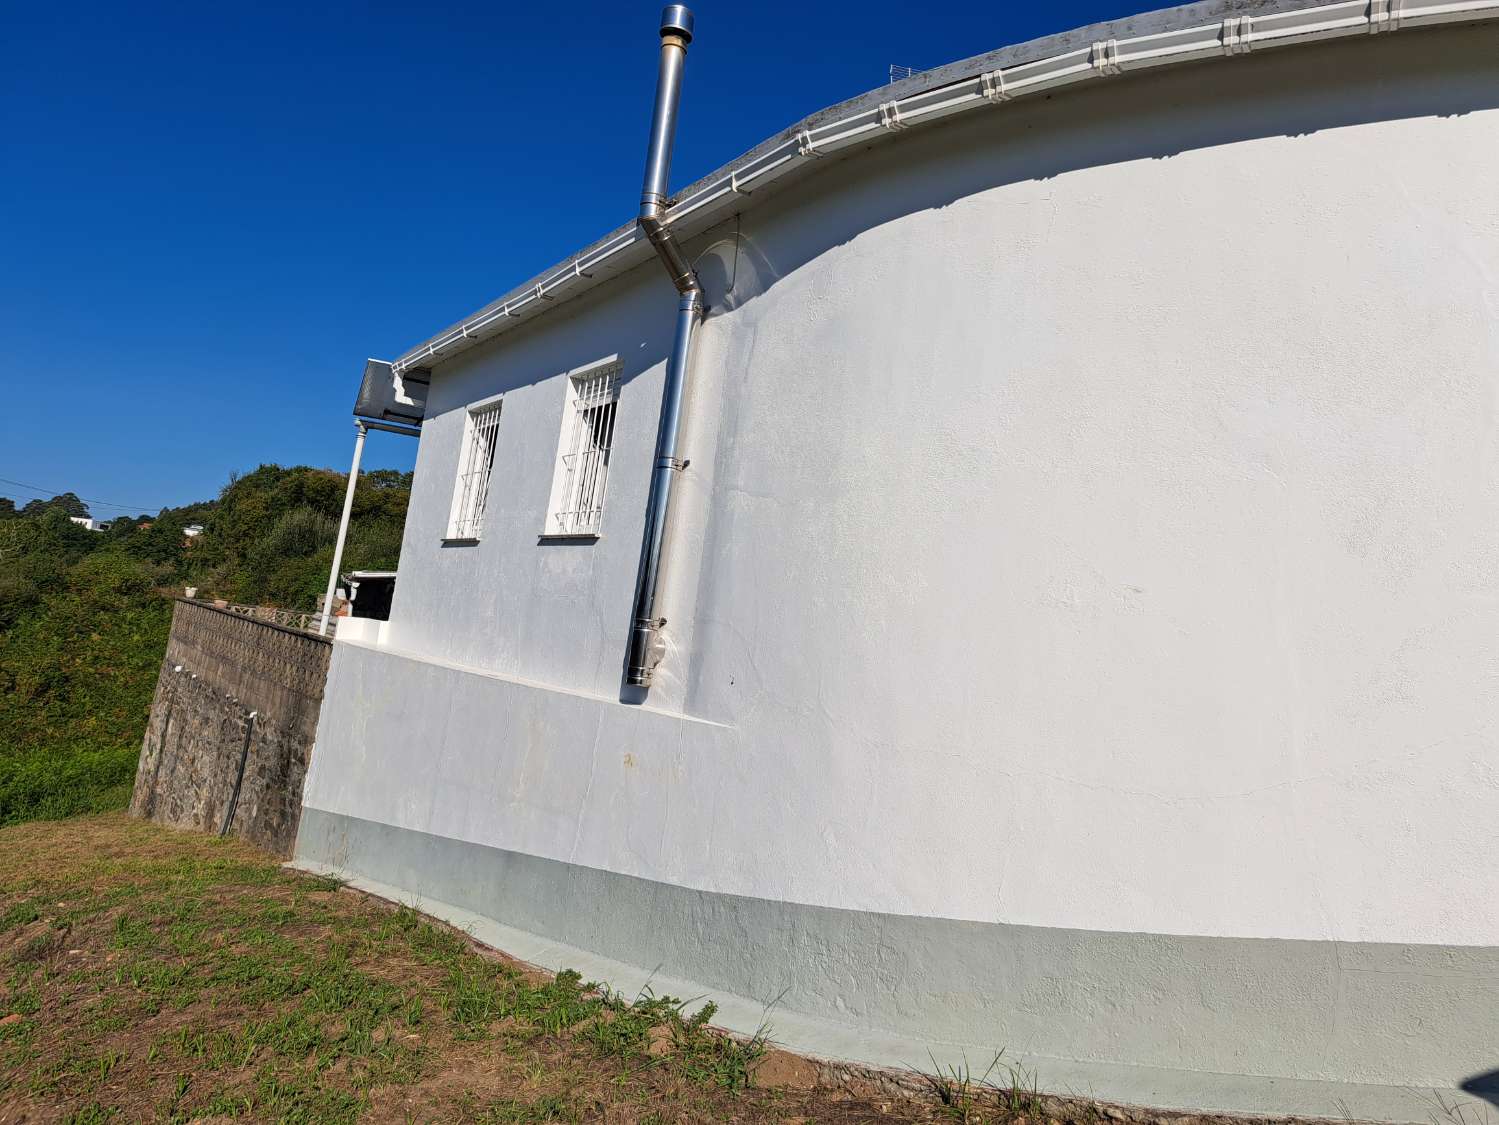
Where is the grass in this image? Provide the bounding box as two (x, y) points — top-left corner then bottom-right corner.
(0, 812), (1016, 1123)
(0, 812), (1394, 1125)
(918, 1052), (1047, 1125)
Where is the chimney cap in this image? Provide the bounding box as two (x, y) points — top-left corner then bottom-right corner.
(660, 4), (693, 42)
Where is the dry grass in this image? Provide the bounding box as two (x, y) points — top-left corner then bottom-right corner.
(0, 812), (1080, 1123)
(0, 813), (1404, 1125)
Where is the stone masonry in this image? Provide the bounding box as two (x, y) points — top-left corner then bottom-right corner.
(130, 599), (332, 856)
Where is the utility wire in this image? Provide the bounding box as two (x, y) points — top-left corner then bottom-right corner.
(0, 475), (163, 514)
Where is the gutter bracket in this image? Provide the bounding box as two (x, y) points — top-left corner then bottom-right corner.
(980, 70), (1011, 103)
(1222, 16), (1254, 54)
(878, 101), (908, 131)
(1368, 0), (1403, 32)
(1090, 38), (1122, 76)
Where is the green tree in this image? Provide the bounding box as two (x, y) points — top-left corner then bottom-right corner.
(0, 460), (411, 825)
(21, 491), (89, 518)
(188, 464), (409, 608)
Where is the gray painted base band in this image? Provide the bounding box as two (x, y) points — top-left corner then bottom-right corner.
(293, 808), (1499, 1122)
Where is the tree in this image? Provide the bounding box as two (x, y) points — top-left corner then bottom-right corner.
(20, 492), (89, 519)
(0, 460), (411, 825)
(364, 469), (413, 491)
(186, 464), (409, 608)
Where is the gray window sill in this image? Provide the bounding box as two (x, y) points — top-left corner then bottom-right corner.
(537, 533), (601, 544)
(440, 537), (480, 548)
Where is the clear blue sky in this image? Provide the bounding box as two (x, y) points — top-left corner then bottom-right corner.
(2, 0), (1130, 516)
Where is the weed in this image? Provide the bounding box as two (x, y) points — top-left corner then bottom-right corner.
(5, 981), (41, 1016)
(481, 1093), (579, 1122)
(61, 1103), (119, 1125)
(676, 1010), (767, 1093)
(921, 1051), (1008, 1123)
(1425, 1090), (1496, 1125)
(14, 930), (61, 964)
(0, 900), (42, 931)
(0, 813), (1069, 1124)
(111, 912), (153, 949)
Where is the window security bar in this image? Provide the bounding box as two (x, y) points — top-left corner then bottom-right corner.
(551, 365), (620, 536)
(451, 400), (503, 539)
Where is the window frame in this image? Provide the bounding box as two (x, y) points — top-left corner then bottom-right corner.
(445, 393), (505, 542)
(542, 357), (622, 541)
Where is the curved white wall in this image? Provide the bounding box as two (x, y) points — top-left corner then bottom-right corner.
(301, 23), (1499, 1105)
(671, 34), (1499, 948)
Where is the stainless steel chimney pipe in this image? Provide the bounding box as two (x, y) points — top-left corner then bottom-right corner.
(626, 4), (702, 688)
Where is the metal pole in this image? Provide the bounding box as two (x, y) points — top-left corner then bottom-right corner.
(219, 711), (257, 837)
(626, 291), (701, 685)
(319, 420), (366, 636)
(625, 5), (702, 689)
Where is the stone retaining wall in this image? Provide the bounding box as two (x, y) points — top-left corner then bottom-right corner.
(130, 599), (332, 856)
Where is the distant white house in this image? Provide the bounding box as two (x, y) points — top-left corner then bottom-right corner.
(68, 516), (102, 532)
(294, 2), (1499, 1117)
(182, 524), (204, 539)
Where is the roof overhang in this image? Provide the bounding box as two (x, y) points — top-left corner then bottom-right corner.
(354, 359), (428, 426)
(389, 0), (1499, 378)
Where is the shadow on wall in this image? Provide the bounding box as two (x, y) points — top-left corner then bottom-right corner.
(692, 23), (1499, 318)
(1462, 1069), (1499, 1111)
(402, 21), (1499, 703)
(423, 275), (678, 417)
(428, 24), (1499, 420)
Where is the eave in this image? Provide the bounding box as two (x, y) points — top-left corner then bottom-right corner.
(390, 0), (1499, 378)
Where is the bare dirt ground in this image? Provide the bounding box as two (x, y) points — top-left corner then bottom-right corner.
(0, 813), (1378, 1124)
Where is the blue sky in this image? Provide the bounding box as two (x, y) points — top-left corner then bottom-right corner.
(2, 0), (1130, 516)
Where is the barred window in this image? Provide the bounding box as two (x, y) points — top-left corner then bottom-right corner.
(448, 398), (503, 540)
(546, 361), (620, 537)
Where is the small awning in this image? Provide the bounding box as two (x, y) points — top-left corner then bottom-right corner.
(354, 359), (427, 425)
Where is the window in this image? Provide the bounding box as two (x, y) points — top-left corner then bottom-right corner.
(447, 397), (503, 540)
(545, 361), (620, 537)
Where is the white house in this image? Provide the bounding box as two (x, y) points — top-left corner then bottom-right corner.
(68, 516), (102, 532)
(295, 2), (1499, 1117)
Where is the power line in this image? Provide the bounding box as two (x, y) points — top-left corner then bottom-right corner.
(0, 475), (163, 514)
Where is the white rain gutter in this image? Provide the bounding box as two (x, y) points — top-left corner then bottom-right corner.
(389, 0), (1499, 380)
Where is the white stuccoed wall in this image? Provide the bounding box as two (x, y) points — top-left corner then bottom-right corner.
(305, 26), (1499, 951)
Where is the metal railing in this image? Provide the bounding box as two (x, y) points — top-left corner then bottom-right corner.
(206, 601), (324, 635)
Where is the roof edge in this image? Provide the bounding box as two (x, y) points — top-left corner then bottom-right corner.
(392, 0), (1499, 376)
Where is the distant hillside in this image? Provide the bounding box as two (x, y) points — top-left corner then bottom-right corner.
(0, 464), (411, 825)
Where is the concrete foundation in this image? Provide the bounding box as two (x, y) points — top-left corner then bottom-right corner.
(295, 804), (1499, 1122)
